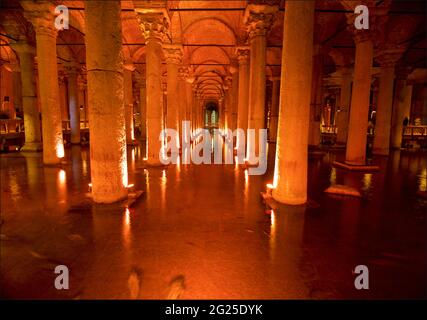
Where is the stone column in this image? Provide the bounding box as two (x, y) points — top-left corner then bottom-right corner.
(230, 63), (239, 132)
(236, 47), (250, 135)
(65, 63), (80, 144)
(22, 1), (64, 164)
(123, 62), (136, 144)
(77, 75), (87, 127)
(58, 71), (69, 121)
(336, 67), (352, 144)
(308, 50), (323, 147)
(85, 0), (128, 203)
(269, 76), (280, 142)
(272, 0), (315, 205)
(10, 42), (42, 151)
(345, 31), (374, 165)
(11, 63), (21, 117)
(178, 66), (188, 127)
(391, 68), (413, 149)
(136, 9), (169, 165)
(373, 48), (404, 155)
(244, 4), (278, 158)
(135, 73), (147, 141)
(223, 78), (232, 131)
(164, 44), (183, 147)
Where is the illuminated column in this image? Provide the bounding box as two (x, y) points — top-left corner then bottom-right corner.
(137, 9), (169, 165)
(135, 73), (147, 141)
(189, 84), (196, 131)
(178, 67), (188, 127)
(272, 0), (315, 205)
(22, 1), (64, 164)
(336, 67), (352, 145)
(123, 62), (136, 144)
(236, 47), (250, 134)
(223, 78), (232, 130)
(373, 48), (404, 155)
(10, 42), (42, 151)
(58, 70), (68, 121)
(10, 63), (21, 119)
(308, 49), (322, 147)
(391, 67), (413, 149)
(229, 63), (239, 132)
(65, 63), (80, 144)
(164, 44), (183, 147)
(244, 4), (278, 157)
(345, 31), (374, 165)
(269, 76), (280, 142)
(77, 75), (87, 127)
(85, 0), (128, 203)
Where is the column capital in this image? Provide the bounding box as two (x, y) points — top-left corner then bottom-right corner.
(21, 1), (58, 38)
(64, 62), (80, 76)
(136, 9), (170, 43)
(244, 4), (278, 38)
(163, 44), (183, 64)
(235, 46), (250, 65)
(375, 47), (405, 68)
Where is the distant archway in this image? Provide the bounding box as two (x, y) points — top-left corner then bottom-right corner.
(205, 101), (219, 128)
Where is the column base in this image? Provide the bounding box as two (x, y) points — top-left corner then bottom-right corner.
(324, 184), (362, 198)
(333, 161), (379, 171)
(20, 142), (43, 152)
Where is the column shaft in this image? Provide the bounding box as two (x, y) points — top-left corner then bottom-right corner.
(336, 70), (352, 144)
(247, 34), (267, 157)
(13, 45), (42, 151)
(139, 84), (147, 141)
(85, 0), (128, 203)
(391, 82), (413, 148)
(269, 78), (280, 142)
(345, 36), (373, 165)
(308, 53), (322, 146)
(236, 49), (250, 134)
(272, 1), (314, 205)
(123, 66), (135, 144)
(67, 70), (80, 144)
(373, 66), (395, 155)
(146, 38), (164, 165)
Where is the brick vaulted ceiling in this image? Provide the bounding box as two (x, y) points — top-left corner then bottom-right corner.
(0, 0), (426, 100)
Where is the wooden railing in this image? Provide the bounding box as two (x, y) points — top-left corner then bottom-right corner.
(0, 120), (25, 134)
(321, 125), (338, 134)
(62, 120), (89, 131)
(403, 125), (427, 137)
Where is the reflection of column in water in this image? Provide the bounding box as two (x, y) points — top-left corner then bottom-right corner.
(122, 208), (131, 249)
(269, 206), (306, 287)
(43, 167), (61, 211)
(390, 150), (401, 174)
(71, 145), (82, 190)
(160, 169), (166, 212)
(24, 154), (41, 194)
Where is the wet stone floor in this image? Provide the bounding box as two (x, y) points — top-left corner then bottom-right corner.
(0, 145), (426, 299)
